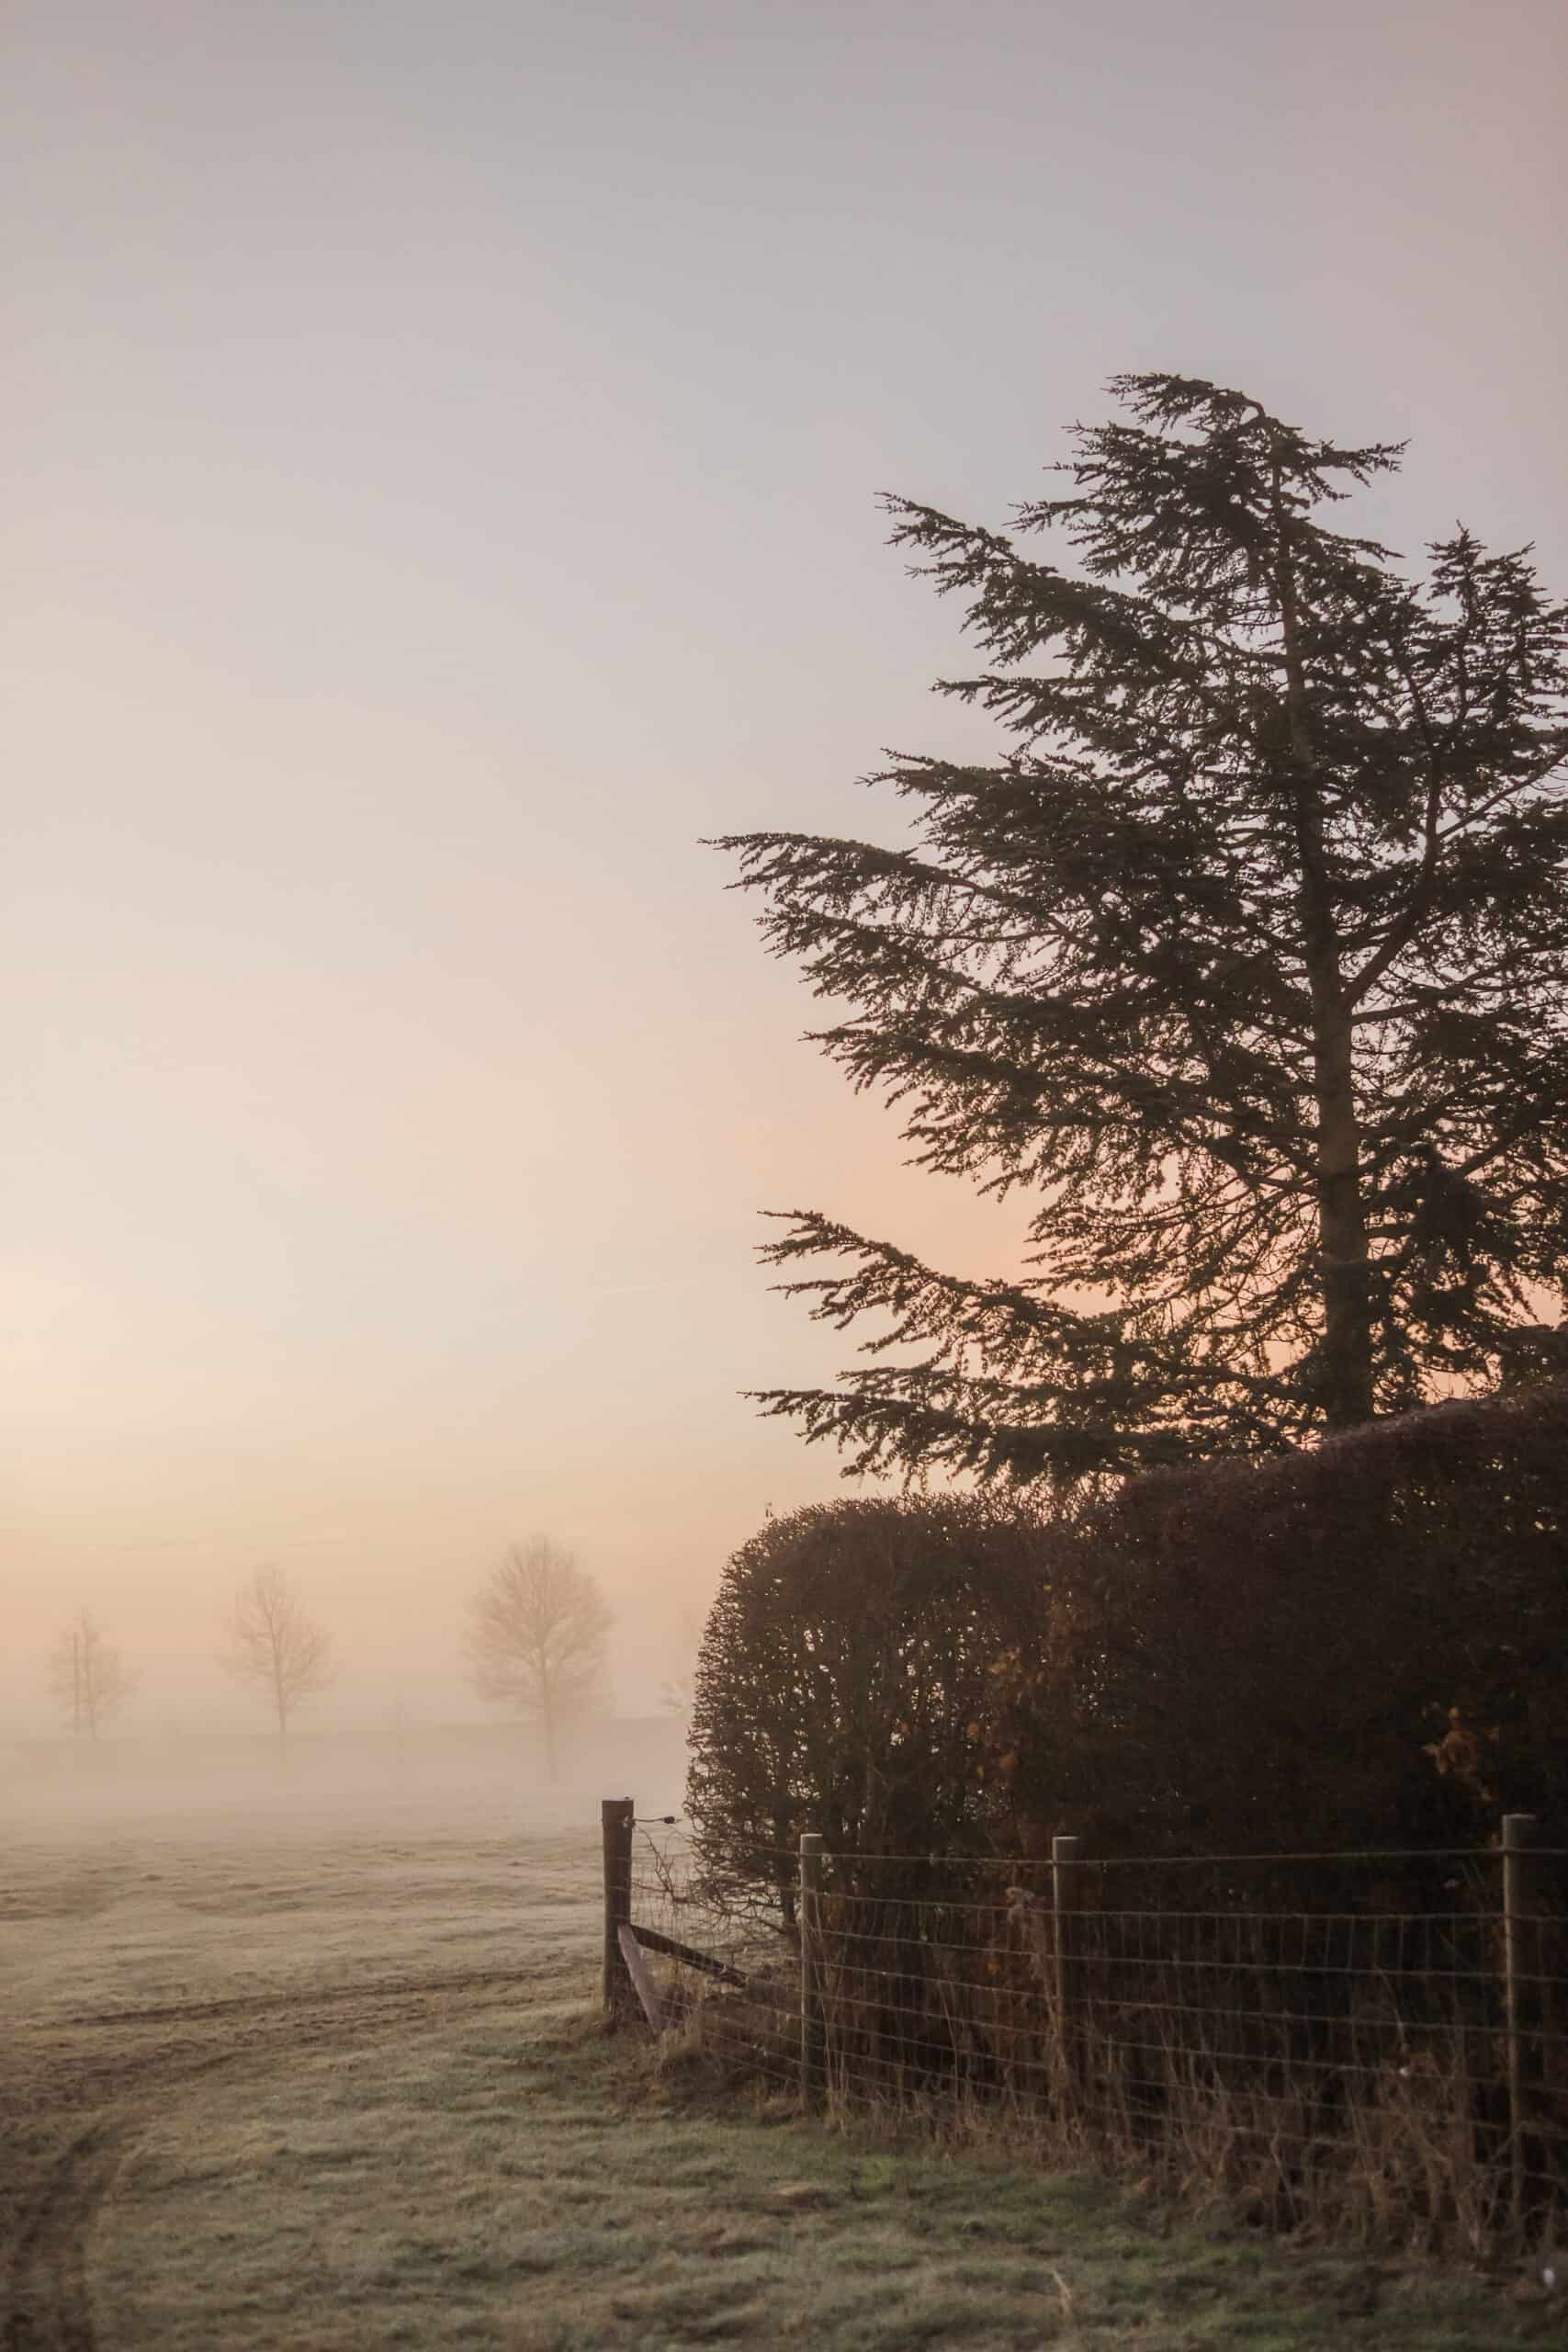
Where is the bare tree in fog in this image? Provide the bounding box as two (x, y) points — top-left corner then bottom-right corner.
(464, 1537), (613, 1780)
(220, 1563), (335, 1742)
(659, 1603), (705, 1724)
(47, 1609), (136, 1739)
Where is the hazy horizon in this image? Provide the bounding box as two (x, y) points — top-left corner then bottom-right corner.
(6, 0), (1565, 1736)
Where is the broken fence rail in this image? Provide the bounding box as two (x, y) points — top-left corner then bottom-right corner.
(601, 1796), (749, 2025)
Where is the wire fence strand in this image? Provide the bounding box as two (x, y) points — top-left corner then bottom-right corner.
(617, 1824), (1567, 2253)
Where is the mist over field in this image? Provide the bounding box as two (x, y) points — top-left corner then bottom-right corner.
(7, 0), (1564, 1751)
(6, 1527), (722, 1739)
(6, 0), (1563, 2340)
(2, 1714), (689, 1836)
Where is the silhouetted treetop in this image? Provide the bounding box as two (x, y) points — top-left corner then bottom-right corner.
(717, 373), (1568, 1481)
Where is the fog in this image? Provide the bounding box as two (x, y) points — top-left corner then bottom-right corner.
(11, 1522), (718, 1739)
(2, 1714), (689, 1845)
(7, 0), (1564, 1747)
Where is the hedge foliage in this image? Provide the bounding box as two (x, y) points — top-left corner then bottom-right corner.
(989, 1378), (1568, 1859)
(688, 1385), (1568, 1892)
(685, 1495), (1049, 1906)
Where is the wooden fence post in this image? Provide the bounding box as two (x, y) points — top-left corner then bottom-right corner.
(602, 1797), (636, 2021)
(799, 1832), (824, 2105)
(1052, 1834), (1081, 2095)
(1502, 1812), (1540, 2229)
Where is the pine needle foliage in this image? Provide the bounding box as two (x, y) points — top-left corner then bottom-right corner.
(716, 375), (1568, 1480)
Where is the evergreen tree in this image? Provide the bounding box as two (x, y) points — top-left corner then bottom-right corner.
(717, 376), (1568, 1481)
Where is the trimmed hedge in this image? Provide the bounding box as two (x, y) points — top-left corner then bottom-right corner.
(686, 1385), (1568, 1899)
(989, 1379), (1568, 1858)
(685, 1494), (1049, 1906)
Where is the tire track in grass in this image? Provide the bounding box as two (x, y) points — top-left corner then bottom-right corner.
(3, 2125), (130, 2352)
(59, 1964), (557, 2031)
(0, 1965), (587, 2352)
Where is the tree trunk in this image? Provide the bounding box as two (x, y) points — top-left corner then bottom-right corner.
(1308, 985), (1374, 1427)
(1274, 455), (1375, 1430)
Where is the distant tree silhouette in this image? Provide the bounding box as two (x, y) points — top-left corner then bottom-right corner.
(47, 1609), (135, 1739)
(717, 373), (1568, 1482)
(658, 1603), (705, 1723)
(464, 1537), (612, 1780)
(220, 1564), (335, 1742)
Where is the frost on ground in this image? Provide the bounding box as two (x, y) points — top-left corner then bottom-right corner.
(0, 1759), (1556, 2351)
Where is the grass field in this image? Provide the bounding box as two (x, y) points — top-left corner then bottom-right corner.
(3, 1758), (1562, 2349)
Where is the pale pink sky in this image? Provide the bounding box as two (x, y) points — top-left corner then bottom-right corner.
(5, 0), (1564, 1730)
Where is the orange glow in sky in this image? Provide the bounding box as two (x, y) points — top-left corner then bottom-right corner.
(6, 0), (1563, 1731)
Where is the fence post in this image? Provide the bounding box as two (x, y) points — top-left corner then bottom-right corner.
(799, 1831), (824, 2106)
(1502, 1812), (1540, 2229)
(602, 1796), (636, 2022)
(1052, 1834), (1081, 2095)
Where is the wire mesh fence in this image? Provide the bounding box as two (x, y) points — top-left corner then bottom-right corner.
(611, 1805), (1567, 2253)
(620, 1816), (800, 2096)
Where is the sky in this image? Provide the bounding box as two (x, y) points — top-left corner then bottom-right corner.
(5, 0), (1565, 1732)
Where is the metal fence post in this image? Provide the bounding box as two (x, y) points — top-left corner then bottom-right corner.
(799, 1831), (824, 2105)
(1052, 1833), (1081, 2095)
(1502, 1812), (1540, 2229)
(602, 1796), (636, 2021)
